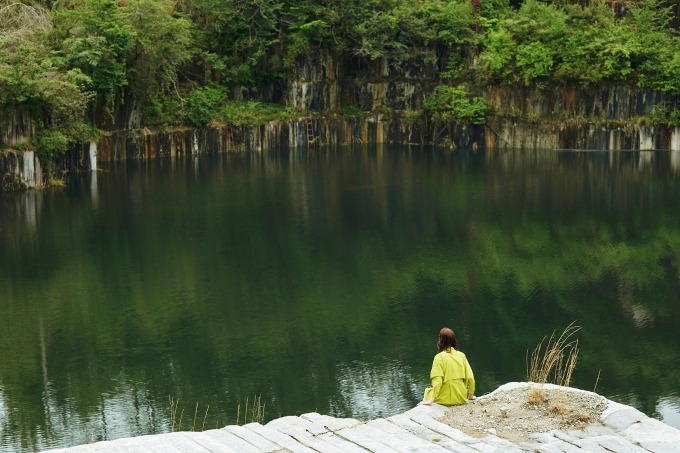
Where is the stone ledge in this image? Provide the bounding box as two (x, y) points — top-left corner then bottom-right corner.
(44, 382), (680, 452)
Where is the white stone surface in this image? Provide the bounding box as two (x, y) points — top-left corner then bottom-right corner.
(242, 423), (315, 453)
(201, 428), (259, 452)
(386, 414), (482, 453)
(313, 432), (368, 452)
(622, 417), (680, 453)
(266, 414), (327, 436)
(178, 432), (236, 452)
(367, 418), (449, 452)
(222, 425), (281, 451)
(577, 434), (649, 453)
(44, 383), (680, 453)
(300, 411), (361, 431)
(335, 424), (402, 452)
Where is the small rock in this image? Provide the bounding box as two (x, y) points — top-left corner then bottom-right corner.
(486, 428), (497, 435)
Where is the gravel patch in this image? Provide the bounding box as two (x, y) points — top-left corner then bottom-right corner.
(437, 385), (609, 445)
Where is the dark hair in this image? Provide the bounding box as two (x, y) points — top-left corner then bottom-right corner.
(437, 327), (458, 352)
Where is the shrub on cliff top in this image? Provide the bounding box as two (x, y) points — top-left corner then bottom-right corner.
(425, 85), (487, 125)
(184, 86), (225, 126)
(216, 101), (298, 126)
(36, 129), (69, 169)
(184, 86), (298, 127)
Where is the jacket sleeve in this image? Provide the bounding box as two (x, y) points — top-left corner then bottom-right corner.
(464, 355), (475, 396)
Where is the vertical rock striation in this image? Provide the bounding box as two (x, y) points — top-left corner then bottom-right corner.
(0, 151), (43, 190)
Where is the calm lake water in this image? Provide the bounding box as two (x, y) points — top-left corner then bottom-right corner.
(1, 146), (679, 451)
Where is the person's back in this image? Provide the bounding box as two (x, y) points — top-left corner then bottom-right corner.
(419, 327), (475, 407)
(428, 348), (474, 405)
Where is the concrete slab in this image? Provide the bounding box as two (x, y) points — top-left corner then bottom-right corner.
(104, 438), (159, 453)
(201, 428), (261, 452)
(533, 443), (578, 453)
(563, 438), (611, 452)
(289, 432), (347, 452)
(367, 418), (417, 435)
(530, 432), (556, 443)
(478, 434), (524, 451)
(408, 414), (498, 451)
(300, 412), (361, 431)
(43, 446), (96, 453)
(41, 382), (680, 453)
(180, 432), (238, 452)
(602, 405), (649, 431)
(622, 417), (680, 453)
(550, 430), (580, 443)
(367, 419), (449, 452)
(159, 432), (215, 452)
(266, 415), (328, 436)
(335, 425), (402, 452)
(622, 416), (680, 447)
(314, 432), (368, 452)
(242, 423), (317, 453)
(402, 403), (449, 419)
(386, 414), (483, 453)
(222, 424), (282, 451)
(119, 434), (184, 452)
(85, 439), (137, 453)
(577, 434), (649, 453)
(564, 425), (615, 439)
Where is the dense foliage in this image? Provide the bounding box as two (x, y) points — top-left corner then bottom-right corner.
(2, 0), (680, 154)
(477, 0), (680, 89)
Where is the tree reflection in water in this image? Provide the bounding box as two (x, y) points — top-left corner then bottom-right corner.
(0, 147), (678, 452)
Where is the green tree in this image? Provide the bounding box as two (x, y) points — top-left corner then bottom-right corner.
(0, 0), (92, 158)
(0, 1), (90, 113)
(52, 0), (134, 104)
(427, 0), (476, 48)
(122, 0), (193, 105)
(178, 0), (281, 86)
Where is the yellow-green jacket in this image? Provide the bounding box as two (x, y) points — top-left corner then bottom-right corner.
(423, 348), (475, 405)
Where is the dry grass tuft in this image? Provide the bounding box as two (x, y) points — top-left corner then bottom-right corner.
(526, 322), (581, 408)
(527, 322), (581, 387)
(528, 388), (546, 405)
(549, 400), (567, 414)
(169, 396), (184, 432)
(169, 394), (266, 432)
(574, 413), (591, 423)
(169, 396), (210, 432)
(236, 394), (266, 425)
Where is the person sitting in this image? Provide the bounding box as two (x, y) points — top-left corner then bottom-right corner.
(418, 327), (476, 406)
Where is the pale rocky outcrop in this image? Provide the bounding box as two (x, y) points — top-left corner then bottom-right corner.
(45, 382), (680, 453)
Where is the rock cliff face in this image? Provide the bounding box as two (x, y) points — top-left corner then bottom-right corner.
(0, 151), (43, 191)
(1, 107), (36, 148)
(2, 50), (680, 189)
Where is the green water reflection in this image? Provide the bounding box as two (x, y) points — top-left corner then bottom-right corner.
(0, 147), (679, 451)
